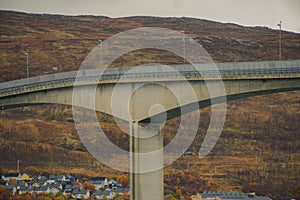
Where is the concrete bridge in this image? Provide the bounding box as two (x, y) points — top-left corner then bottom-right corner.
(1, 60), (300, 200)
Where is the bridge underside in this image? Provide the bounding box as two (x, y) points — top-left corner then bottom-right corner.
(1, 78), (299, 121)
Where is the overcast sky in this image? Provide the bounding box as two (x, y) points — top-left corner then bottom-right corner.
(1, 0), (299, 33)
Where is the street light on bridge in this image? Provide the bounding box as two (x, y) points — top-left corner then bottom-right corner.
(180, 30), (186, 65)
(24, 52), (29, 79)
(98, 39), (103, 67)
(277, 21), (282, 60)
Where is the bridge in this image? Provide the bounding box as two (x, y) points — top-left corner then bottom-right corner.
(1, 60), (300, 200)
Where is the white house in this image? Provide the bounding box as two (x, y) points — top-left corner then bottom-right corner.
(2, 173), (21, 181)
(72, 190), (90, 200)
(47, 174), (66, 183)
(93, 190), (115, 200)
(113, 187), (130, 196)
(88, 177), (108, 190)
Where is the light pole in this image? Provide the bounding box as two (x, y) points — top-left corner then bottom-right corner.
(277, 21), (282, 60)
(24, 52), (29, 79)
(183, 35), (186, 65)
(180, 30), (186, 65)
(98, 39), (103, 67)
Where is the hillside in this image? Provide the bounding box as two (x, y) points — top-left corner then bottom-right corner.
(0, 11), (299, 199)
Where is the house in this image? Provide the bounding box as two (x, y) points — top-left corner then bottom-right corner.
(64, 174), (76, 184)
(2, 173), (21, 181)
(63, 184), (73, 194)
(49, 187), (61, 194)
(71, 184), (80, 191)
(113, 187), (130, 196)
(198, 192), (272, 200)
(88, 177), (108, 190)
(31, 182), (42, 188)
(31, 176), (48, 187)
(36, 175), (48, 182)
(20, 173), (34, 181)
(18, 186), (31, 195)
(93, 190), (115, 200)
(72, 189), (90, 200)
(51, 182), (63, 190)
(108, 179), (122, 189)
(10, 180), (28, 190)
(47, 174), (66, 183)
(32, 186), (50, 194)
(4, 185), (17, 195)
(191, 193), (202, 200)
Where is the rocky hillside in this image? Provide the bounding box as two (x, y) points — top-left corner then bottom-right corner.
(0, 11), (299, 199)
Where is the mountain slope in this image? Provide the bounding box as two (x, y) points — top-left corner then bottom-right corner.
(0, 11), (299, 199)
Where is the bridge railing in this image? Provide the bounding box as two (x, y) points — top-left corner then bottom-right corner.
(215, 60), (300, 70)
(0, 60), (300, 96)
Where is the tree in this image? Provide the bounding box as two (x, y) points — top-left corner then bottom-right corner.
(165, 194), (176, 200)
(21, 194), (31, 200)
(117, 175), (129, 187)
(7, 178), (17, 185)
(122, 192), (130, 200)
(72, 181), (80, 185)
(55, 191), (65, 199)
(0, 185), (11, 200)
(54, 195), (66, 200)
(61, 182), (67, 190)
(191, 194), (202, 200)
(83, 181), (95, 193)
(176, 189), (184, 200)
(113, 193), (122, 200)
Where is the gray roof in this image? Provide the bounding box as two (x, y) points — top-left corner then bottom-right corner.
(49, 174), (65, 180)
(113, 187), (130, 193)
(90, 177), (107, 181)
(65, 185), (72, 189)
(37, 176), (47, 181)
(199, 192), (272, 200)
(40, 186), (50, 191)
(32, 186), (49, 192)
(71, 185), (80, 189)
(94, 190), (112, 196)
(73, 189), (88, 195)
(89, 180), (105, 184)
(3, 173), (20, 178)
(109, 179), (122, 187)
(51, 182), (62, 189)
(12, 181), (26, 187)
(4, 185), (15, 190)
(19, 186), (30, 191)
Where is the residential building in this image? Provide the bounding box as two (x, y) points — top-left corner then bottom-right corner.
(2, 173), (21, 181)
(88, 177), (108, 190)
(93, 190), (115, 200)
(72, 189), (90, 200)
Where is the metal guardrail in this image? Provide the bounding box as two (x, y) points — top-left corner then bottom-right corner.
(0, 60), (300, 97)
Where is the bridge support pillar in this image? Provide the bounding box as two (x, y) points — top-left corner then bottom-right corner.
(130, 121), (164, 200)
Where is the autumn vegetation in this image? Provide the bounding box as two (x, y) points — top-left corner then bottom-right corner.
(0, 10), (299, 199)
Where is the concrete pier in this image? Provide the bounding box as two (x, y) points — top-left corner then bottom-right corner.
(130, 122), (164, 200)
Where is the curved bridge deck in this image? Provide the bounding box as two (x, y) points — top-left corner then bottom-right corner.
(1, 60), (300, 98)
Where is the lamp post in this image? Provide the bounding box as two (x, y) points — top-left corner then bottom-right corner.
(277, 21), (282, 60)
(98, 39), (103, 67)
(183, 35), (186, 65)
(24, 52), (29, 79)
(180, 30), (186, 65)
